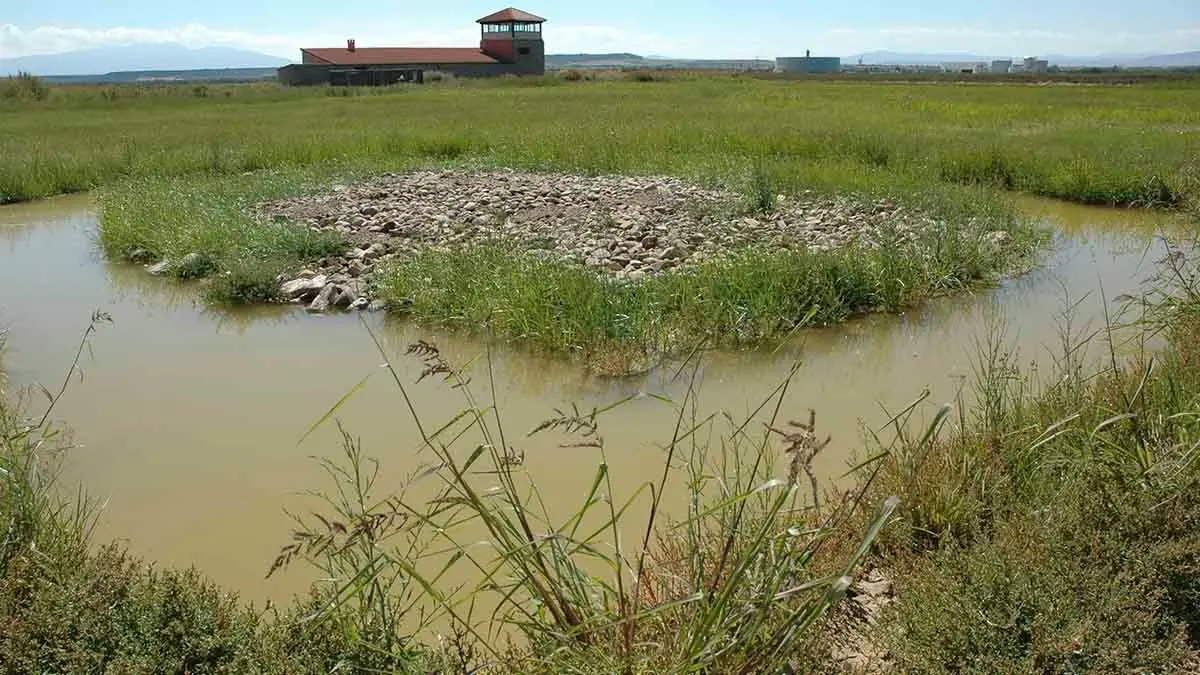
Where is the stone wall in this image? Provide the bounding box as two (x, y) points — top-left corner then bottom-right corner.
(278, 62), (515, 86)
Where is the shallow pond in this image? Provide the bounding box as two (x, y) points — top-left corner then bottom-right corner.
(0, 194), (1182, 605)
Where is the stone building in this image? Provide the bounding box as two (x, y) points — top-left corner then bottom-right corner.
(278, 7), (546, 85)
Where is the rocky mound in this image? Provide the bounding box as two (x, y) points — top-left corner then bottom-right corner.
(260, 170), (944, 311)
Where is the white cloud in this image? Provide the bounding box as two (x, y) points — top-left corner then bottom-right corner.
(0, 21), (697, 61)
(547, 24), (701, 56)
(818, 23), (1199, 56)
(0, 23), (301, 58)
(0, 20), (1195, 62)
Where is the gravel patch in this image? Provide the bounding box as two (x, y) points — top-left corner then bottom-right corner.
(257, 169), (954, 312)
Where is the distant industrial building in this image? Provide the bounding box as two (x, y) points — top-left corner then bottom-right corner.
(1021, 56), (1049, 73)
(776, 50), (842, 74)
(278, 7), (546, 85)
(938, 58), (1048, 75)
(942, 61), (989, 74)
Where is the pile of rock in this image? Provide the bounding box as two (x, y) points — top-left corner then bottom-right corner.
(259, 170), (945, 312)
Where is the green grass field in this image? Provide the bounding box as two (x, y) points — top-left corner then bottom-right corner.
(3, 75), (1199, 206)
(76, 74), (1200, 363)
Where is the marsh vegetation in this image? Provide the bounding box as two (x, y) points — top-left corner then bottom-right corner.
(2, 74), (1199, 672)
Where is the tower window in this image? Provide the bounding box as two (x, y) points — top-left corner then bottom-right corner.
(518, 47), (530, 55)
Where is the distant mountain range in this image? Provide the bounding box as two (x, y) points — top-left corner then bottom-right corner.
(0, 44), (287, 76)
(546, 53), (773, 70)
(2, 43), (1196, 80)
(845, 50), (1200, 67)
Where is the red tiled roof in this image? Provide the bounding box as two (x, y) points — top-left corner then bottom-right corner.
(301, 47), (500, 65)
(477, 7), (546, 23)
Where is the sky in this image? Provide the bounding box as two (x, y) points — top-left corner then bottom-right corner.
(2, 0), (1198, 60)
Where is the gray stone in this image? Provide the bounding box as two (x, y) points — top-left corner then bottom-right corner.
(128, 249), (151, 263)
(333, 288), (355, 308)
(364, 243), (387, 262)
(306, 283), (340, 313)
(145, 261), (171, 275)
(280, 275), (327, 301)
(348, 260), (367, 277)
(349, 297), (370, 311)
(254, 169), (945, 285)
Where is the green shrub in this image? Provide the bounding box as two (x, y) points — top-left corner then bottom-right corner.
(939, 149), (1017, 189)
(0, 72), (49, 101)
(175, 252), (218, 279)
(414, 136), (471, 159)
(0, 544), (264, 675)
(862, 238), (1200, 672)
(884, 515), (1192, 674)
(627, 69), (667, 82)
(203, 264), (281, 305)
(746, 164), (778, 214)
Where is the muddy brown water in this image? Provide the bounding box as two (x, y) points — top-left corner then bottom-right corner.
(0, 194), (1183, 606)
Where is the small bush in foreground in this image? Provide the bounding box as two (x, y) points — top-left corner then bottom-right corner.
(884, 506), (1193, 673)
(858, 236), (1200, 672)
(0, 544), (265, 674)
(175, 251), (218, 279)
(203, 263), (282, 305)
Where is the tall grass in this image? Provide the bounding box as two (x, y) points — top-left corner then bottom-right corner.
(98, 170), (346, 301)
(373, 210), (1039, 367)
(3, 77), (1198, 205)
(0, 311), (108, 574)
(269, 330), (901, 673)
(0, 72), (48, 102)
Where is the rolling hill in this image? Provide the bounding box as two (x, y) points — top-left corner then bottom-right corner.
(0, 44), (287, 77)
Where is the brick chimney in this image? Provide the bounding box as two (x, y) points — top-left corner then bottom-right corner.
(347, 39), (356, 52)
